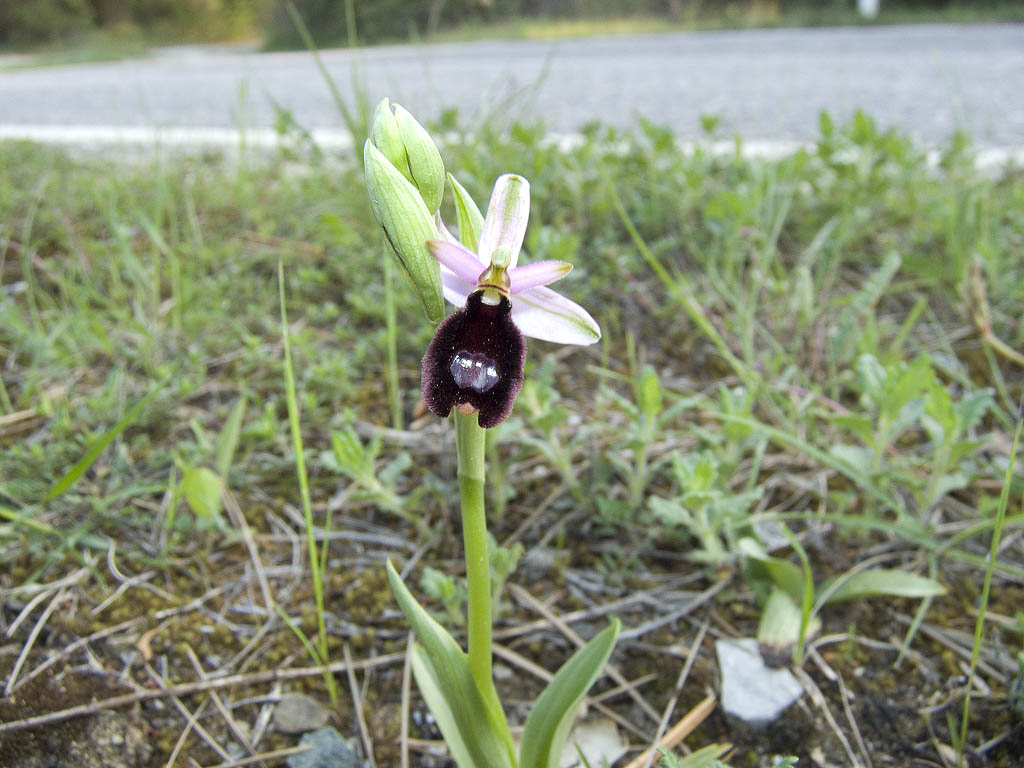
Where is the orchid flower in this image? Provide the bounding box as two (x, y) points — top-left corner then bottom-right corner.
(421, 174), (600, 428)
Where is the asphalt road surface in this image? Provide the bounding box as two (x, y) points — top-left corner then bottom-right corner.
(0, 23), (1021, 147)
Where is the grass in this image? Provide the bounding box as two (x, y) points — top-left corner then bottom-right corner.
(0, 108), (1023, 766)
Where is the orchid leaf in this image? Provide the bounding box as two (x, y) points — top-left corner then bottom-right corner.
(386, 561), (516, 768)
(519, 618), (620, 768)
(757, 586), (820, 655)
(819, 568), (945, 604)
(448, 173), (484, 253)
(739, 539), (805, 604)
(409, 646), (498, 768)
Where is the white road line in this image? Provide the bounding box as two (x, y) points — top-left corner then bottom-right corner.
(0, 124), (355, 150)
(1, 124), (1021, 169)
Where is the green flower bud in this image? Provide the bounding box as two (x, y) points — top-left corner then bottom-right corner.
(392, 104), (445, 214)
(369, 98), (413, 183)
(364, 140), (445, 325)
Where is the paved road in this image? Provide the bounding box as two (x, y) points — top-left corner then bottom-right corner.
(1, 24), (1021, 147)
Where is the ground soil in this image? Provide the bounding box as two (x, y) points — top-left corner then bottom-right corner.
(2, 515), (1022, 768)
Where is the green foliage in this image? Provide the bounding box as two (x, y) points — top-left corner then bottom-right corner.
(829, 353), (994, 512)
(390, 558), (622, 768)
(656, 744), (733, 768)
(743, 536), (946, 661)
(0, 0), (265, 47)
(602, 361), (692, 511)
(420, 565), (468, 626)
(487, 532), (524, 616)
(508, 358), (602, 501)
(649, 451), (763, 566)
(172, 396), (246, 535)
(2, 104), (1023, 764)
(5, 0), (1024, 51)
(416, 535), (522, 626)
(0, 0), (93, 45)
(518, 619), (620, 768)
(179, 466), (227, 532)
(320, 425), (426, 525)
(386, 561), (518, 768)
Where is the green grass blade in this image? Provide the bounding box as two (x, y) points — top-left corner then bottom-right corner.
(214, 395), (247, 481)
(958, 411), (1022, 759)
(716, 411), (903, 513)
(279, 259), (337, 707)
(43, 379), (166, 503)
(285, 0), (368, 154)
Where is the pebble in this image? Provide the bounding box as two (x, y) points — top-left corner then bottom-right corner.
(717, 637), (803, 726)
(286, 727), (357, 768)
(274, 692), (330, 734)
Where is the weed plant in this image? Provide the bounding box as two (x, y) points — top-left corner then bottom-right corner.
(1, 108), (1022, 765)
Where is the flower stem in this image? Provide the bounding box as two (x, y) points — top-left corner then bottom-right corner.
(383, 257), (403, 430)
(455, 409), (491, 692)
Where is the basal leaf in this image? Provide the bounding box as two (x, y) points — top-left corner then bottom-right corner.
(519, 619), (620, 768)
(410, 647), (492, 768)
(854, 354), (886, 404)
(830, 414), (874, 444)
(386, 561), (515, 768)
(828, 443), (874, 475)
(738, 538), (809, 606)
(820, 568), (945, 604)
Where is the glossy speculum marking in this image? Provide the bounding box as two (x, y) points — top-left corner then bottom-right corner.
(450, 351), (500, 393)
(421, 292), (525, 428)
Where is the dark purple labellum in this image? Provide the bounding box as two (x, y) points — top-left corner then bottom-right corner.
(421, 292), (526, 428)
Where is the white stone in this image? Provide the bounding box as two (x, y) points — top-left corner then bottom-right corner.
(717, 637), (803, 725)
(559, 718), (628, 768)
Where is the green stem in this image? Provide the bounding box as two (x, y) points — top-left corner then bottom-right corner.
(384, 258), (403, 430)
(455, 409), (491, 692)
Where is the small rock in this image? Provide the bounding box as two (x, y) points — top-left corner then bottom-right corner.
(559, 718), (628, 768)
(717, 637), (803, 726)
(274, 692), (330, 734)
(286, 727), (357, 768)
(518, 546), (563, 582)
(493, 662), (514, 682)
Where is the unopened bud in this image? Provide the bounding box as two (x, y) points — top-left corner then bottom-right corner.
(364, 140), (445, 324)
(369, 98), (412, 182)
(393, 104), (445, 214)
(367, 99), (445, 215)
